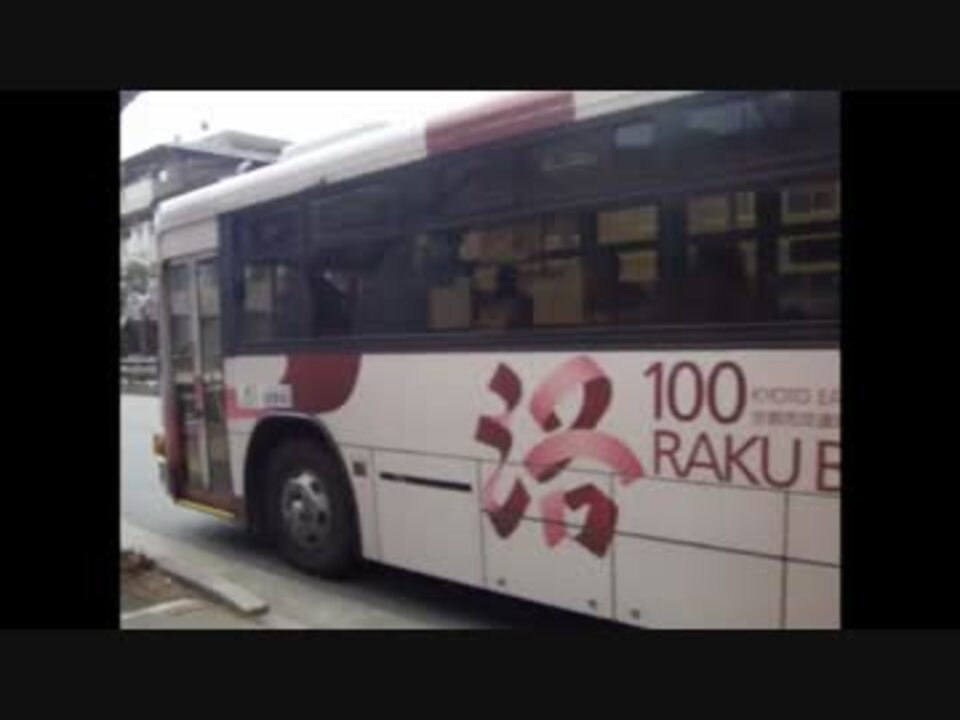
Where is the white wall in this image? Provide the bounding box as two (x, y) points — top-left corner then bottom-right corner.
(121, 176), (155, 216)
(121, 219), (156, 264)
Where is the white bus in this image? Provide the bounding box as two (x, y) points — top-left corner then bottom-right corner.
(153, 91), (840, 629)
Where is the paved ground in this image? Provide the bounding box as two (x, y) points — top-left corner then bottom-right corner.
(123, 602), (262, 630)
(121, 393), (622, 630)
(121, 550), (260, 629)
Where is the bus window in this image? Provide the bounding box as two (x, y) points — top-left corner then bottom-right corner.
(683, 241), (758, 323)
(460, 219), (533, 329)
(593, 204), (661, 325)
(238, 261), (306, 342)
(432, 208), (667, 331)
(232, 198), (307, 344)
(776, 179), (840, 320)
(303, 237), (437, 337)
(781, 180), (840, 225)
(438, 151), (514, 217)
(167, 264), (194, 377)
(686, 98), (765, 137)
(474, 264), (533, 330)
(304, 249), (359, 336)
(423, 233), (471, 331)
(525, 128), (610, 202)
(241, 264), (275, 343)
(615, 121), (656, 149)
(309, 184), (395, 236)
(687, 191), (756, 234)
(197, 261), (221, 373)
(241, 206), (301, 260)
(670, 187), (762, 324)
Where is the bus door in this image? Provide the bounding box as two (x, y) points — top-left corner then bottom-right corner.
(164, 255), (233, 506)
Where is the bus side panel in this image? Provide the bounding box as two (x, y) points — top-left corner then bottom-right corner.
(222, 355), (284, 515)
(223, 349), (840, 628)
(341, 446), (380, 562)
(485, 515), (614, 618)
(785, 563), (840, 629)
(787, 494), (840, 565)
(479, 462), (615, 617)
(614, 535), (782, 628)
(784, 494), (840, 628)
(614, 479), (784, 557)
(373, 450), (482, 587)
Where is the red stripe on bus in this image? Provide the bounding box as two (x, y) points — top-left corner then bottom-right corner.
(282, 353), (362, 414)
(426, 91), (574, 156)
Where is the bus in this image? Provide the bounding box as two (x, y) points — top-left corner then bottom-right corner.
(152, 91), (840, 629)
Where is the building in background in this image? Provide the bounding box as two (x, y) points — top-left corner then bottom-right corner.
(120, 131), (289, 357)
(121, 130), (288, 264)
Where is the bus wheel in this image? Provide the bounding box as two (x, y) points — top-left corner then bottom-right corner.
(264, 438), (360, 578)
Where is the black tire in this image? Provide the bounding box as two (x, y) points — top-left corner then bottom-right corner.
(264, 438), (360, 578)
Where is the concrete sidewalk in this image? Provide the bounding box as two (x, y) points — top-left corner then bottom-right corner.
(121, 520), (306, 630)
(122, 597), (265, 630)
(120, 517), (482, 629)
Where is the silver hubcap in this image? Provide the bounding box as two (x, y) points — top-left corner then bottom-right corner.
(281, 471), (331, 550)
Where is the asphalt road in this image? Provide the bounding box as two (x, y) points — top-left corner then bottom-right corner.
(121, 393), (624, 629)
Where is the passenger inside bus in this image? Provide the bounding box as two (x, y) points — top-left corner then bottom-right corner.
(474, 265), (532, 329)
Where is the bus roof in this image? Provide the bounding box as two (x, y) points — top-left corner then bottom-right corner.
(155, 91), (697, 236)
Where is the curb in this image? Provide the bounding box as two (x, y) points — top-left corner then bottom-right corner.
(124, 548), (269, 617)
(121, 598), (205, 624)
(154, 556), (269, 616)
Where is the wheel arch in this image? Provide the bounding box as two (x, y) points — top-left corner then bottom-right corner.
(243, 412), (357, 543)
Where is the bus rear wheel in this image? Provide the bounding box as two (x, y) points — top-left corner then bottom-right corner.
(264, 438), (360, 578)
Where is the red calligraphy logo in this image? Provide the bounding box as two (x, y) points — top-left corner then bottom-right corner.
(475, 356), (643, 557)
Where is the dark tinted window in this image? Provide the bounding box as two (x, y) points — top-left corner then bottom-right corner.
(197, 260), (221, 373)
(658, 188), (762, 324)
(309, 184), (394, 236)
(230, 192), (839, 344)
(240, 262), (303, 342)
(759, 91), (799, 130)
(241, 263), (272, 342)
(776, 179), (840, 320)
(276, 234), (464, 337)
(789, 235), (839, 265)
(301, 208), (665, 334)
(615, 121), (656, 149)
(240, 207), (301, 260)
(686, 191), (757, 235)
(782, 180), (841, 223)
(226, 93), (839, 347)
(166, 263), (194, 375)
(525, 129), (609, 200)
(681, 239), (760, 323)
(686, 98), (765, 136)
(306, 240), (391, 335)
(438, 152), (514, 216)
(233, 200), (305, 343)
